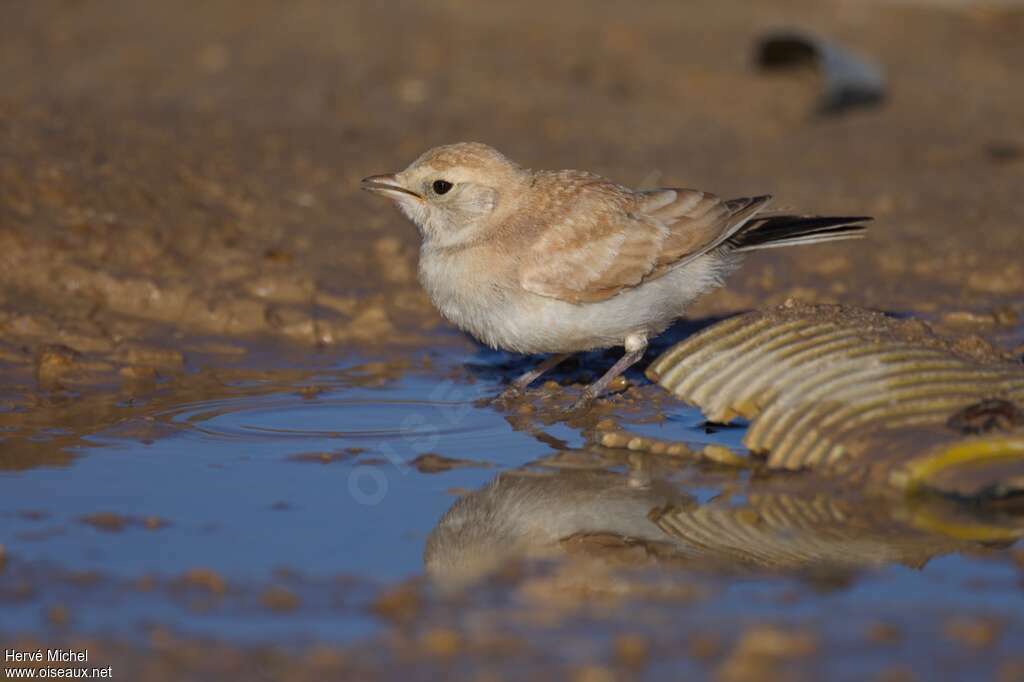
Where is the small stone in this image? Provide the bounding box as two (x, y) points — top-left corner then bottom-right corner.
(997, 659), (1024, 682)
(701, 445), (746, 466)
(613, 633), (649, 667)
(115, 345), (184, 369)
(944, 616), (1002, 649)
(410, 453), (485, 473)
(600, 432), (629, 448)
(419, 628), (461, 657)
(34, 344), (82, 388)
(968, 266), (1023, 294)
(941, 310), (996, 326)
(371, 582), (422, 623)
(348, 306), (394, 340)
(261, 586), (300, 612)
(120, 365), (159, 382)
(866, 621), (901, 645)
(994, 307), (1018, 325)
(46, 604), (70, 627)
(264, 247), (295, 263)
(571, 665), (615, 682)
(177, 568), (227, 595)
(516, 402), (534, 415)
(80, 512), (131, 533)
(397, 78), (428, 104)
(733, 624), (818, 659)
(287, 451), (352, 465)
(687, 632), (722, 659)
(143, 516), (168, 530)
(134, 575), (157, 592)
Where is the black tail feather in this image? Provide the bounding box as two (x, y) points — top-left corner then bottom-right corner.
(729, 214), (871, 252)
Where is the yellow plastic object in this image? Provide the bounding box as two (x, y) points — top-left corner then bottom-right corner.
(899, 437), (1024, 495)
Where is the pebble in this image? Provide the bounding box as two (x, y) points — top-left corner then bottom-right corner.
(701, 445), (747, 466)
(944, 616), (1002, 649)
(419, 628), (462, 657)
(177, 568), (227, 595)
(34, 343), (82, 387)
(261, 586), (300, 612)
(371, 582), (422, 623)
(613, 633), (650, 668)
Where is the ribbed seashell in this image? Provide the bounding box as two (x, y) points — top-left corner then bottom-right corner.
(648, 493), (985, 570)
(647, 303), (1024, 486)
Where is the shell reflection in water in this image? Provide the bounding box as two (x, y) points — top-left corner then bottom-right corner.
(646, 303), (1024, 497)
(424, 468), (1022, 588)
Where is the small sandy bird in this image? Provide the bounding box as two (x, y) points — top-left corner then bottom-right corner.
(362, 143), (868, 411)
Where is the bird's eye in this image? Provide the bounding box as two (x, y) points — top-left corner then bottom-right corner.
(432, 179), (453, 195)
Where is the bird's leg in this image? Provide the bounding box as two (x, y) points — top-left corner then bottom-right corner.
(569, 334), (648, 413)
(494, 353), (572, 403)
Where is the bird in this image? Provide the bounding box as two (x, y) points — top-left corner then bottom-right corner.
(362, 142), (869, 412)
(424, 468), (959, 589)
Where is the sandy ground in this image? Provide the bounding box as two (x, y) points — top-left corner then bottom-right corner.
(2, 0), (1024, 678)
(2, 0), (1022, 453)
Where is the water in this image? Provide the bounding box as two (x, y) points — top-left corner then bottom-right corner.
(1, 355), (1023, 662)
(0, 364), (589, 642)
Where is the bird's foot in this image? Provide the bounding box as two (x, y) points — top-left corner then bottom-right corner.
(478, 385), (524, 409)
(561, 389), (597, 418)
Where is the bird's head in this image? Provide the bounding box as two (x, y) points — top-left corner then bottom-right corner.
(362, 142), (528, 246)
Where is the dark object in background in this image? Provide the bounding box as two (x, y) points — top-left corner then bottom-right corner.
(757, 30), (886, 116)
(986, 141), (1023, 165)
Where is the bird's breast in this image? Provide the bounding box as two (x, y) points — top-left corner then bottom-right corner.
(418, 247), (514, 348)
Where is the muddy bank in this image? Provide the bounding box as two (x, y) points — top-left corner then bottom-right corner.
(2, 1), (1023, 379)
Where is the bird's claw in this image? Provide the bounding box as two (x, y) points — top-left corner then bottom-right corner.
(480, 385), (524, 408)
(561, 391), (596, 419)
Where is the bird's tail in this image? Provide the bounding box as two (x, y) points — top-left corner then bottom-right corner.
(727, 212), (871, 252)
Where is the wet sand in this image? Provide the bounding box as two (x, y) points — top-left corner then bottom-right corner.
(2, 1), (1024, 679)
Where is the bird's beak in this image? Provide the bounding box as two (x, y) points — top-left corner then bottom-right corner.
(361, 174), (421, 200)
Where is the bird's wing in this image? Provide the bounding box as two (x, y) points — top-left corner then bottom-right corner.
(641, 189), (772, 269)
(519, 181), (771, 304)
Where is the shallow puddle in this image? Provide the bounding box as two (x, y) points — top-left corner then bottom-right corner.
(2, 353), (1024, 673)
(0, 359), (590, 641)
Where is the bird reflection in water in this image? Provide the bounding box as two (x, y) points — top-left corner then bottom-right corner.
(425, 466), (1024, 589)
